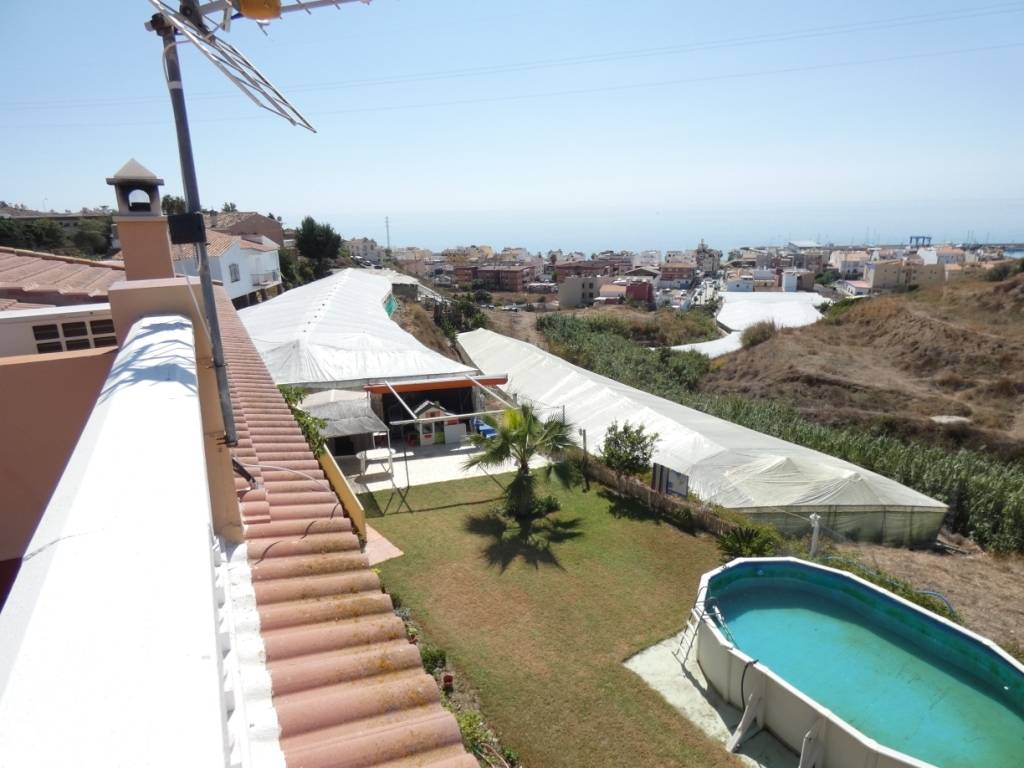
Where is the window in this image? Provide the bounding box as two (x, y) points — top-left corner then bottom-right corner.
(229, 263), (241, 283)
(29, 314), (118, 354)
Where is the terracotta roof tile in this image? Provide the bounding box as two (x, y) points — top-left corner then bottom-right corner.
(216, 291), (476, 768)
(0, 247), (124, 305)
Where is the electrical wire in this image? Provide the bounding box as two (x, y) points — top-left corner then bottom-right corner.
(232, 459), (346, 565)
(5, 39), (1021, 131)
(5, 2), (1022, 111)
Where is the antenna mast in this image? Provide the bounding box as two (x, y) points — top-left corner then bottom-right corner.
(145, 0), (367, 446)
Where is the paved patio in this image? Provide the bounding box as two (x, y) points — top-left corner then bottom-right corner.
(625, 630), (797, 768)
(337, 440), (547, 495)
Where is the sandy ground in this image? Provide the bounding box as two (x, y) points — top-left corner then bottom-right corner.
(837, 542), (1024, 654)
(481, 307), (547, 347)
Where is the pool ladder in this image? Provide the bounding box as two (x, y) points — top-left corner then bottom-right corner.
(675, 596), (736, 666)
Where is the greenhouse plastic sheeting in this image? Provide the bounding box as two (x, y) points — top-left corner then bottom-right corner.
(301, 389), (387, 438)
(240, 269), (475, 388)
(458, 328), (946, 545)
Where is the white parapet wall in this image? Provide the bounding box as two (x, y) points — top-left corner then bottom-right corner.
(0, 315), (231, 766)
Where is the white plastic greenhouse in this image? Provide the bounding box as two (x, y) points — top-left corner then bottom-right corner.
(240, 269), (476, 389)
(458, 328), (947, 545)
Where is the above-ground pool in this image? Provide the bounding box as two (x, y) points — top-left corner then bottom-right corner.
(695, 558), (1024, 768)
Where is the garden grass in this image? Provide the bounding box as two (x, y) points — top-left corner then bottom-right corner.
(370, 473), (738, 768)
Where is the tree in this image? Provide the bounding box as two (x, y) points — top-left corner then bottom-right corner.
(24, 219), (66, 251)
(161, 194), (187, 215)
(295, 216), (342, 279)
(279, 246), (314, 290)
(0, 218), (28, 248)
(221, 202), (238, 212)
(72, 218), (112, 256)
(600, 421), (658, 478)
(464, 404), (577, 521)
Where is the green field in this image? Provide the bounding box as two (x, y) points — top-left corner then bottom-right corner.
(367, 474), (738, 768)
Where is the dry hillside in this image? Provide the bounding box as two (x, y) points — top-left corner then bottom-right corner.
(392, 299), (462, 361)
(701, 274), (1024, 459)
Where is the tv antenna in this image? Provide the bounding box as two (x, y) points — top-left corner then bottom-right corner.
(145, 0), (367, 445)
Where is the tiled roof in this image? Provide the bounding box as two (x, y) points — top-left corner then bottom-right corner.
(0, 247), (125, 306)
(167, 230), (278, 262)
(204, 211), (275, 231)
(0, 298), (53, 311)
(218, 292), (476, 768)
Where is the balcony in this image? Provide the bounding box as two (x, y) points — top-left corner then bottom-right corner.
(251, 269), (280, 287)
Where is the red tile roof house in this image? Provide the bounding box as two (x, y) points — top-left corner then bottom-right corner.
(0, 165), (475, 768)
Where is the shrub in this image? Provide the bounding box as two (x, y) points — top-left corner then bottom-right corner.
(601, 421), (659, 477)
(984, 260), (1024, 281)
(419, 644), (447, 672)
(278, 385), (327, 454)
(740, 320), (777, 349)
(717, 526), (780, 561)
(455, 710), (490, 753)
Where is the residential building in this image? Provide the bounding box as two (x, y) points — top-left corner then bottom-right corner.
(829, 250), (871, 278)
(780, 268), (815, 292)
(453, 264), (478, 287)
(918, 246), (966, 266)
(0, 163), (478, 767)
(442, 245), (494, 263)
(553, 260), (610, 283)
(633, 250), (662, 268)
(864, 259), (945, 291)
(499, 246), (531, 262)
(347, 236), (385, 265)
(204, 210), (284, 246)
(392, 246), (434, 262)
(167, 230), (281, 307)
(693, 239), (723, 274)
(658, 263), (695, 288)
(622, 266), (661, 288)
(726, 273), (755, 292)
(836, 279), (871, 297)
(476, 264), (534, 292)
(558, 275), (613, 307)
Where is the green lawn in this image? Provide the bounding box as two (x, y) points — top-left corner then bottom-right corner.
(368, 474), (738, 768)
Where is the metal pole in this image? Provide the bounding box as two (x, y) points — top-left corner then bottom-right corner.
(158, 23), (237, 445)
(809, 513), (822, 559)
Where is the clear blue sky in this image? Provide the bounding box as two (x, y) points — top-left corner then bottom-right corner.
(2, 0), (1022, 253)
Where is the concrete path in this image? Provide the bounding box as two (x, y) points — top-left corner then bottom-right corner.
(625, 630), (797, 768)
(339, 442), (546, 494)
(364, 525), (404, 566)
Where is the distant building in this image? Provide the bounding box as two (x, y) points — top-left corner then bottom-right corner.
(726, 273), (755, 292)
(622, 266), (661, 289)
(829, 250), (870, 278)
(659, 263), (695, 288)
(633, 250), (662, 268)
(864, 260), (944, 292)
(347, 237), (385, 265)
(558, 275), (612, 307)
(836, 279), (871, 297)
(553, 260), (611, 284)
(453, 265), (478, 287)
(918, 246), (965, 266)
(204, 211), (284, 246)
(392, 246), (433, 262)
(781, 268), (814, 292)
(475, 264), (534, 293)
(498, 246), (531, 262)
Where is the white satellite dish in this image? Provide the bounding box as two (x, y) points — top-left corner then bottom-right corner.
(144, 0), (368, 445)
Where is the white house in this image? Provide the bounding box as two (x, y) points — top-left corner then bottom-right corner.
(171, 230), (281, 307)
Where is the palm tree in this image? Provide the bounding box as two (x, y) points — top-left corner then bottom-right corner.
(464, 404), (577, 520)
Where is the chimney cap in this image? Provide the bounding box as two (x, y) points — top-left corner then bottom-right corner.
(106, 158), (164, 186)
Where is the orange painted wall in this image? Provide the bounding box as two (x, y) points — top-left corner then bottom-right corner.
(0, 348), (116, 561)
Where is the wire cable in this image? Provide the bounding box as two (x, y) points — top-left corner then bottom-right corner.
(232, 459), (346, 565)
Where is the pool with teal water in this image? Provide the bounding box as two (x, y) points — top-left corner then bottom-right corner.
(707, 561), (1024, 767)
